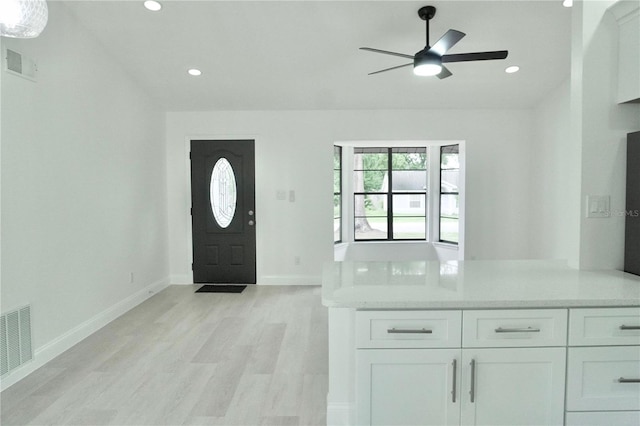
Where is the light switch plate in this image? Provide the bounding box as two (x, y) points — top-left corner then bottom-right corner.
(586, 195), (610, 218)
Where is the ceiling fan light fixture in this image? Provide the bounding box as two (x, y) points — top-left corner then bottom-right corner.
(413, 50), (442, 76)
(143, 1), (162, 12)
(505, 65), (520, 73)
(0, 0), (48, 38)
(414, 63), (442, 76)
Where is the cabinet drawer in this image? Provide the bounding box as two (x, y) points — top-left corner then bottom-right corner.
(566, 411), (640, 426)
(462, 309), (567, 347)
(569, 307), (640, 346)
(355, 310), (461, 349)
(567, 346), (640, 411)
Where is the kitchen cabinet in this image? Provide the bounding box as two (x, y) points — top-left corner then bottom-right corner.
(565, 411), (640, 426)
(357, 349), (460, 426)
(355, 309), (566, 426)
(459, 348), (565, 426)
(322, 260), (640, 426)
(608, 0), (640, 104)
(566, 307), (640, 422)
(355, 310), (462, 425)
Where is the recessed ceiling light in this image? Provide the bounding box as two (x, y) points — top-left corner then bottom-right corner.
(505, 66), (520, 74)
(188, 69), (202, 76)
(143, 1), (162, 12)
(562, 0), (573, 7)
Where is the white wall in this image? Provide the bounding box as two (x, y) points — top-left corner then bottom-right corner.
(1, 2), (169, 387)
(166, 109), (536, 285)
(531, 78), (574, 261)
(529, 1), (640, 270)
(574, 0), (640, 269)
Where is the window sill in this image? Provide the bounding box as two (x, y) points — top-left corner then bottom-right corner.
(433, 241), (459, 250)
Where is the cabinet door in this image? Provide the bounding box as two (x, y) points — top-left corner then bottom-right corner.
(357, 349), (461, 426)
(460, 348), (566, 426)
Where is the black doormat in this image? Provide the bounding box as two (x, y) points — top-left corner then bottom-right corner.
(195, 285), (247, 293)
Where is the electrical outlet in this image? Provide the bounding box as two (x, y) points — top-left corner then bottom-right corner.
(294, 256), (301, 265)
(129, 272), (135, 283)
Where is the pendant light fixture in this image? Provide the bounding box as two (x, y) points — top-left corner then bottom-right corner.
(0, 0), (49, 39)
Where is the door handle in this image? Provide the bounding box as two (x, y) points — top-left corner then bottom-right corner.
(620, 325), (640, 330)
(452, 359), (457, 403)
(618, 377), (640, 383)
(387, 328), (433, 334)
(470, 359), (476, 403)
(495, 327), (541, 333)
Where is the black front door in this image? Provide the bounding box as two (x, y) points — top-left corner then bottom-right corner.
(191, 140), (256, 284)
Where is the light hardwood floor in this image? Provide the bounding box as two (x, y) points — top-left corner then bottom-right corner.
(1, 285), (328, 426)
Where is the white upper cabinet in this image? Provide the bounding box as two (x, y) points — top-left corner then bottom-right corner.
(609, 1), (640, 104)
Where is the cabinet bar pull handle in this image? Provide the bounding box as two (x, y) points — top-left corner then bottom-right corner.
(494, 327), (541, 333)
(387, 328), (433, 334)
(452, 359), (457, 403)
(618, 377), (640, 383)
(470, 359), (476, 403)
(620, 325), (640, 330)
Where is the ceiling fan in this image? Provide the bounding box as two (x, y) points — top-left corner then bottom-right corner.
(360, 5), (508, 79)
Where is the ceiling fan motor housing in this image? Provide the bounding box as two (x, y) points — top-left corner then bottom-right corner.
(414, 48), (441, 67)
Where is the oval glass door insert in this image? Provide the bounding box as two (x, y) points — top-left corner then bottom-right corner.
(210, 158), (237, 228)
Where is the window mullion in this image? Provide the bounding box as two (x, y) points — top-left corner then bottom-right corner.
(387, 148), (393, 240)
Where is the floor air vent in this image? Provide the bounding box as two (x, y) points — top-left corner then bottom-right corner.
(1, 305), (33, 377)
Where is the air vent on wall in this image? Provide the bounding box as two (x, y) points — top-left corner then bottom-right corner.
(0, 305), (33, 377)
(4, 48), (38, 81)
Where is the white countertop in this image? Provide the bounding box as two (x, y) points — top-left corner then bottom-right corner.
(321, 260), (640, 309)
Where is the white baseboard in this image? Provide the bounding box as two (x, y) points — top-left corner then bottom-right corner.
(326, 402), (353, 426)
(0, 277), (170, 391)
(258, 274), (321, 286)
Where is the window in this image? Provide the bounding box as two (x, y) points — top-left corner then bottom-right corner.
(335, 142), (462, 246)
(334, 146), (342, 243)
(439, 145), (459, 244)
(353, 147), (427, 241)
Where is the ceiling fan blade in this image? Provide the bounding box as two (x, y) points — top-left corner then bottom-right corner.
(430, 30), (466, 56)
(368, 63), (413, 75)
(436, 65), (452, 79)
(442, 50), (508, 63)
(360, 47), (415, 60)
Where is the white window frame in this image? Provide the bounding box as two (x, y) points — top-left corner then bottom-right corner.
(335, 140), (464, 252)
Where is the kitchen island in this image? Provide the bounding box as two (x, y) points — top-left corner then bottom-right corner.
(322, 260), (640, 426)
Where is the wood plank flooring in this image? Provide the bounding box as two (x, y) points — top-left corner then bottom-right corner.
(1, 285), (328, 426)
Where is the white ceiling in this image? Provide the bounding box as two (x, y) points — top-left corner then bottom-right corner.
(62, 0), (572, 111)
